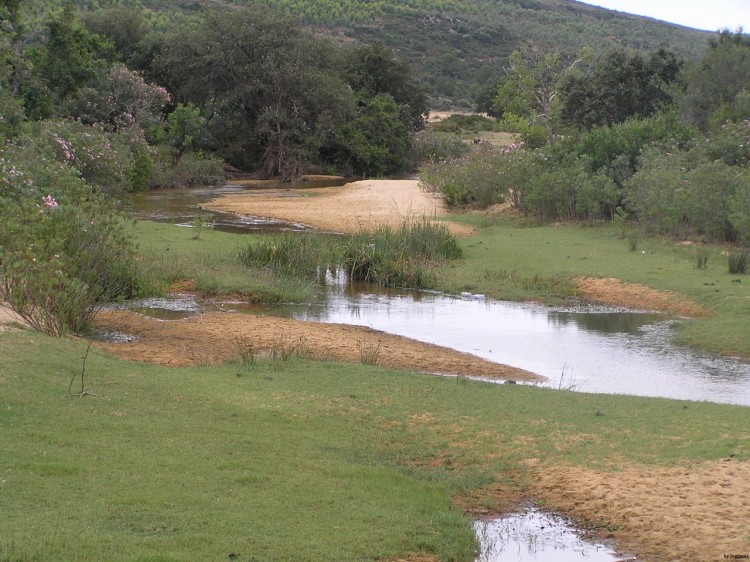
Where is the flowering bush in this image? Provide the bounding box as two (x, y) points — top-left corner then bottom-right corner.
(0, 135), (148, 335)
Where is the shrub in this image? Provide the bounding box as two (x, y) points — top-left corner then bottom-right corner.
(420, 144), (522, 208)
(409, 129), (469, 167)
(149, 148), (225, 188)
(0, 139), (148, 335)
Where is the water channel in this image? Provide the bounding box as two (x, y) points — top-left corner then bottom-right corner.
(125, 184), (750, 407)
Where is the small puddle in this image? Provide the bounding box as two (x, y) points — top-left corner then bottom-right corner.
(474, 508), (636, 561)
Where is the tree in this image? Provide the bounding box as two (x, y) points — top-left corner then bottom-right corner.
(682, 30), (750, 129)
(154, 7), (352, 180)
(493, 47), (590, 144)
(560, 49), (682, 129)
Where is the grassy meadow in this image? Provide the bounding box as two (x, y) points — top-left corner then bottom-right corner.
(2, 217), (749, 560)
(1, 326), (748, 561)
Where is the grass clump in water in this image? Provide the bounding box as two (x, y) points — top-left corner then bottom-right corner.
(236, 232), (339, 282)
(340, 219), (462, 289)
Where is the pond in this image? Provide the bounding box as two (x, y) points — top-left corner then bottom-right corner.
(125, 184), (750, 406)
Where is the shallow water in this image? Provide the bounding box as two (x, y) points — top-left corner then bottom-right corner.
(249, 281), (750, 406)
(123, 185), (750, 406)
(474, 509), (635, 562)
(124, 180), (347, 234)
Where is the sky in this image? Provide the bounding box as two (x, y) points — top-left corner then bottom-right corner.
(577, 0), (749, 32)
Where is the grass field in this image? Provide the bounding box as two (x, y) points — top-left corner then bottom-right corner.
(1, 329), (747, 561)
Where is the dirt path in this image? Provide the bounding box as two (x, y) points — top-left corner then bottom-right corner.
(92, 309), (539, 382)
(204, 178), (475, 236)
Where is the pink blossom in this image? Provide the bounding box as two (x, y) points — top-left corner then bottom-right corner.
(43, 195), (58, 208)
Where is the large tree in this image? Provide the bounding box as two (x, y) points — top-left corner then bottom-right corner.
(154, 6), (352, 180)
(560, 49), (682, 129)
(682, 30), (750, 129)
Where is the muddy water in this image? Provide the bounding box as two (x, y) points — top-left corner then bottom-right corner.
(474, 508), (635, 561)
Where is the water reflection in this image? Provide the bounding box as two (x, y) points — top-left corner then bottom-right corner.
(123, 178), (349, 234)
(249, 283), (750, 406)
(474, 509), (634, 562)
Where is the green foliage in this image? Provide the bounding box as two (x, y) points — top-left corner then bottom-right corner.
(683, 30), (750, 129)
(430, 113), (497, 133)
(164, 102), (205, 154)
(340, 219), (461, 288)
(625, 130), (750, 243)
(420, 144), (519, 207)
(154, 6), (353, 180)
(0, 137), (147, 335)
(561, 49), (683, 129)
(330, 93), (409, 177)
(408, 129), (469, 167)
(148, 147), (225, 188)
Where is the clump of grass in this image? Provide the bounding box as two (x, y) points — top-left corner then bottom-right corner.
(236, 232), (338, 281)
(358, 341), (381, 365)
(268, 334), (312, 362)
(483, 268), (577, 297)
(728, 250), (749, 274)
(696, 246), (711, 269)
(627, 231), (639, 252)
(340, 219), (461, 289)
(235, 336), (257, 369)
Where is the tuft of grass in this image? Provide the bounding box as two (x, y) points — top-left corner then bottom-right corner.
(695, 246), (711, 269)
(236, 232), (338, 281)
(728, 250), (749, 274)
(340, 219), (461, 289)
(358, 340), (381, 365)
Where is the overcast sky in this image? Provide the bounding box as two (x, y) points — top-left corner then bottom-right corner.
(577, 0), (749, 32)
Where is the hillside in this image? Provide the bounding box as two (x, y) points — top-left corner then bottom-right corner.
(134, 0), (713, 108)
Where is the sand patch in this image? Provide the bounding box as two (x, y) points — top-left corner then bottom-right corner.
(532, 460), (750, 561)
(92, 309), (540, 381)
(204, 179), (474, 236)
(0, 303), (28, 332)
(576, 276), (708, 317)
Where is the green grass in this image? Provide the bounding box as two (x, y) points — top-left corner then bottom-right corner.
(436, 215), (750, 357)
(1, 331), (747, 561)
(129, 221), (319, 303)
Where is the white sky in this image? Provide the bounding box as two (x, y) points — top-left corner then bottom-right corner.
(577, 0), (750, 32)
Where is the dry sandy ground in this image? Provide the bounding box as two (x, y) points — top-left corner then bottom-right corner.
(91, 309), (538, 382)
(534, 460), (750, 562)
(204, 178), (475, 236)
(1, 179), (743, 562)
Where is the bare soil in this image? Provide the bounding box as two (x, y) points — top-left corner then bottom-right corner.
(204, 178), (475, 236)
(533, 459), (750, 562)
(91, 309), (539, 382)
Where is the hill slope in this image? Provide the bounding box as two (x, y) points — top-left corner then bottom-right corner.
(140, 0), (713, 107)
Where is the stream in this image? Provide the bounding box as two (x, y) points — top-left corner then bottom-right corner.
(125, 184), (750, 406)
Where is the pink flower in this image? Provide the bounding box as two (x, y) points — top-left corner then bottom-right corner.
(43, 195), (58, 208)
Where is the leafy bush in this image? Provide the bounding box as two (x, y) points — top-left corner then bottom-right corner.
(430, 114), (497, 133)
(0, 138), (148, 335)
(420, 144), (521, 207)
(148, 148), (225, 188)
(409, 130), (469, 167)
